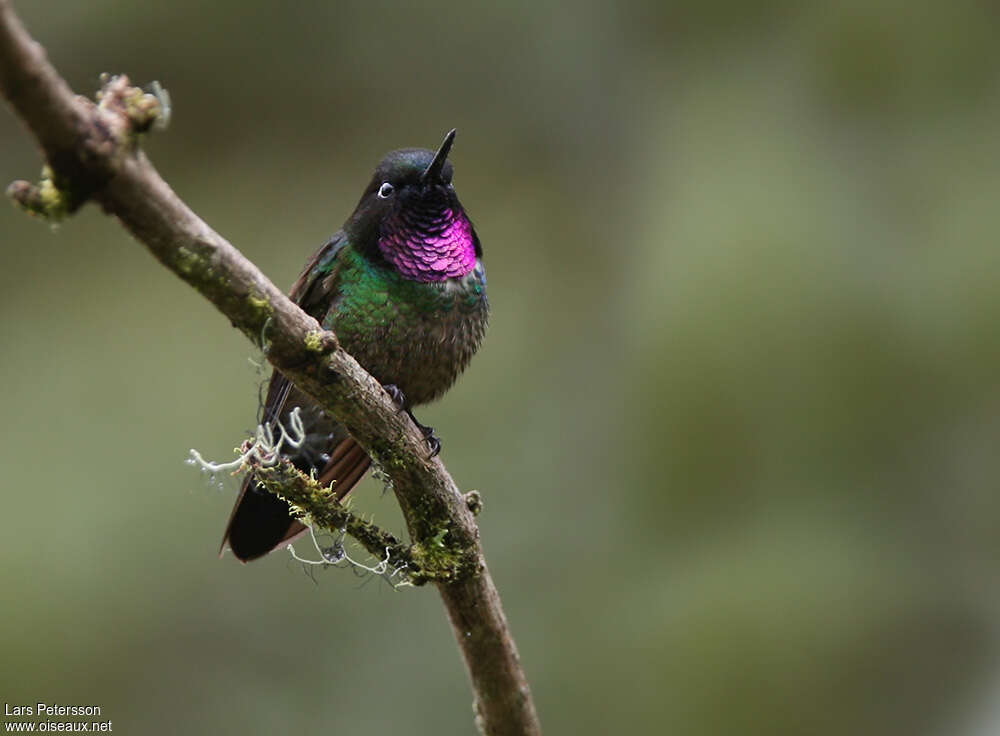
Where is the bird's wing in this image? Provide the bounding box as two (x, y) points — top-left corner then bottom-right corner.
(256, 231), (349, 426)
(221, 233), (371, 561)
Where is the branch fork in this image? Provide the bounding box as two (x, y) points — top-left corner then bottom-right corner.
(5, 73), (164, 219)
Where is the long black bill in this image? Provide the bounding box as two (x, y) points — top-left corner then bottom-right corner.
(421, 128), (457, 184)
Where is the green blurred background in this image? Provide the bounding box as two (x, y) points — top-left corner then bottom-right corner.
(2, 1), (1000, 734)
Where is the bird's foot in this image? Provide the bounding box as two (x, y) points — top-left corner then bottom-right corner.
(382, 383), (407, 409)
(416, 421), (442, 458)
(381, 383), (441, 457)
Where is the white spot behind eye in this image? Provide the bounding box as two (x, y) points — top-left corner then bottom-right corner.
(377, 182), (394, 199)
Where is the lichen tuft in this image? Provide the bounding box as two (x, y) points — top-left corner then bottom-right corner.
(304, 330), (327, 352)
(6, 166), (75, 221)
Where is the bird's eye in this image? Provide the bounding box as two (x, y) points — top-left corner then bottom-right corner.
(377, 182), (394, 199)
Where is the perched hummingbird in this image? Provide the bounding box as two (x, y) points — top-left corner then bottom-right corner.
(222, 130), (488, 562)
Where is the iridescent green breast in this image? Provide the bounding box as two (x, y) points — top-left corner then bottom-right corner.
(323, 246), (488, 405)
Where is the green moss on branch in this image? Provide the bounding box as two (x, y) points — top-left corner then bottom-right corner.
(6, 165), (82, 220)
(253, 458), (478, 585)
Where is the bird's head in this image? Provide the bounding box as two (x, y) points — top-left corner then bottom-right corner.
(346, 129), (481, 282)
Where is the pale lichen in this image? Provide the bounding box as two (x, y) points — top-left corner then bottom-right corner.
(247, 292), (272, 314)
(304, 330), (327, 352)
(6, 166), (74, 221)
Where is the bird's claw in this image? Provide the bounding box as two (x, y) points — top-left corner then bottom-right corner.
(381, 383), (441, 457)
(420, 425), (442, 458)
(383, 383), (407, 410)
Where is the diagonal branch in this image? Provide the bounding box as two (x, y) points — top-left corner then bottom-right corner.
(0, 2), (541, 734)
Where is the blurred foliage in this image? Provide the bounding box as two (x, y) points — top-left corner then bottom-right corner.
(2, 1), (1000, 734)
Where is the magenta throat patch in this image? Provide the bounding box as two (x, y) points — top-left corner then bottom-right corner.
(378, 207), (477, 282)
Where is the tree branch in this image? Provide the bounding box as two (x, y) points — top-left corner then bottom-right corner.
(253, 458), (419, 576)
(0, 2), (541, 734)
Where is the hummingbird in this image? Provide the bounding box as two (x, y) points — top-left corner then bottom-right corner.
(221, 130), (488, 562)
